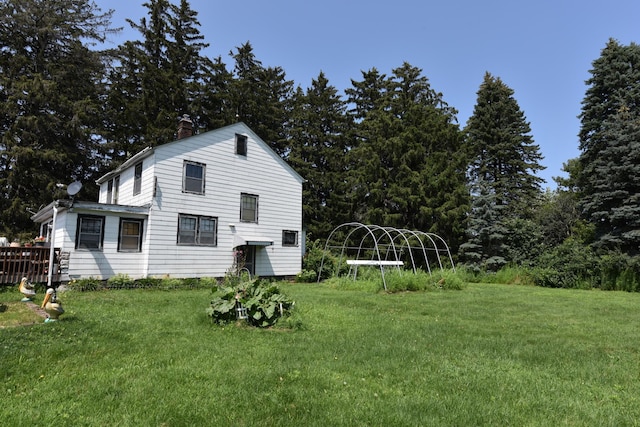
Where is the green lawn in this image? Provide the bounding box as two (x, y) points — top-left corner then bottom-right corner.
(1, 282), (640, 426)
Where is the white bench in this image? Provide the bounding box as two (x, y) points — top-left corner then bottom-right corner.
(346, 259), (403, 279)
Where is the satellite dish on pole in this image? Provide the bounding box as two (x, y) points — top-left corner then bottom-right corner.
(67, 181), (82, 196)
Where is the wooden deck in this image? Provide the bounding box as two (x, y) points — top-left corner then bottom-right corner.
(0, 246), (61, 285)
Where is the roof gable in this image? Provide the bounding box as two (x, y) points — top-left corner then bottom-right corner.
(97, 122), (304, 185)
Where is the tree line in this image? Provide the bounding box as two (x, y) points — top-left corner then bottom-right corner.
(1, 0), (639, 287)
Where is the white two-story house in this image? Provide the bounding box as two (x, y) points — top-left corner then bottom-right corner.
(31, 120), (305, 282)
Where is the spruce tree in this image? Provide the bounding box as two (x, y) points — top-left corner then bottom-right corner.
(0, 0), (114, 235)
(461, 72), (545, 268)
(104, 0), (215, 163)
(288, 72), (352, 240)
(346, 63), (468, 249)
(578, 39), (640, 254)
(229, 42), (293, 157)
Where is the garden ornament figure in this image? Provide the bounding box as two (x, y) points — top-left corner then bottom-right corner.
(41, 287), (64, 322)
(18, 277), (36, 302)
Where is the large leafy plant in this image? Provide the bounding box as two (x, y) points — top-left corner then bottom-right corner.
(206, 278), (295, 327)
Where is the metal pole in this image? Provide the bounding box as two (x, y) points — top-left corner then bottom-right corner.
(46, 202), (58, 288)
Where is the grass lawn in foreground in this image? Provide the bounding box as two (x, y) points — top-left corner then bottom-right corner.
(1, 282), (640, 426)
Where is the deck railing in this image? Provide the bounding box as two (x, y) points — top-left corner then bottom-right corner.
(0, 246), (61, 285)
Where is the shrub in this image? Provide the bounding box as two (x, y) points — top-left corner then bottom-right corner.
(295, 269), (317, 283)
(206, 278), (296, 328)
(67, 277), (104, 291)
(134, 277), (162, 288)
(107, 273), (134, 289)
(303, 240), (345, 281)
(533, 239), (598, 289)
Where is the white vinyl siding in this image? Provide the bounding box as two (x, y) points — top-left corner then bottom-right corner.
(60, 122), (303, 280)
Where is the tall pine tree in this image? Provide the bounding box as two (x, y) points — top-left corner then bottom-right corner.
(578, 39), (640, 255)
(0, 0), (114, 235)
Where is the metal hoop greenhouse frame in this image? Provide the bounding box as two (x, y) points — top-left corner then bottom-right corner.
(317, 222), (456, 291)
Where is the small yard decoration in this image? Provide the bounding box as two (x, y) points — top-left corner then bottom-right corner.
(41, 287), (64, 322)
(207, 278), (295, 327)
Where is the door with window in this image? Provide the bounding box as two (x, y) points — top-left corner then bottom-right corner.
(237, 245), (256, 276)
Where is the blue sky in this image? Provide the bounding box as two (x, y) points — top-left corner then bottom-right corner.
(97, 0), (640, 189)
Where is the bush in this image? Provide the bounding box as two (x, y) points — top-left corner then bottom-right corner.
(303, 240), (346, 281)
(295, 269), (317, 283)
(107, 273), (135, 289)
(67, 277), (104, 291)
(533, 239), (598, 289)
(206, 278), (296, 328)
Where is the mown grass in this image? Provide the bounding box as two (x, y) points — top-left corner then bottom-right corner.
(1, 282), (640, 426)
(0, 300), (43, 327)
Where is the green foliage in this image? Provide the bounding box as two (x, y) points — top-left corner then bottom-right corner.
(531, 239), (598, 289)
(0, 0), (112, 233)
(206, 278), (296, 328)
(578, 39), (640, 255)
(324, 267), (465, 293)
(295, 269), (318, 283)
(67, 277), (104, 291)
(107, 273), (135, 289)
(302, 239), (343, 281)
(597, 252), (640, 292)
(462, 73), (545, 269)
(345, 63), (468, 248)
(288, 73), (353, 239)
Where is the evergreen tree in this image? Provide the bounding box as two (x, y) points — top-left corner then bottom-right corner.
(459, 179), (509, 271)
(104, 0), (215, 164)
(346, 63), (468, 249)
(578, 39), (640, 254)
(0, 0), (114, 235)
(229, 42), (293, 157)
(288, 72), (352, 240)
(461, 72), (545, 267)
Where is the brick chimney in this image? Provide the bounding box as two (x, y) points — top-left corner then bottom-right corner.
(177, 114), (193, 140)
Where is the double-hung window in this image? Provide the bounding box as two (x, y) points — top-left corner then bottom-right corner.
(183, 161), (205, 194)
(106, 176), (120, 204)
(113, 176), (120, 204)
(119, 219), (143, 252)
(76, 215), (105, 250)
(177, 214), (217, 246)
(133, 162), (142, 196)
(240, 193), (258, 223)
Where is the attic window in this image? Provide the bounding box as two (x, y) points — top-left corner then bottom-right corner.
(235, 134), (247, 156)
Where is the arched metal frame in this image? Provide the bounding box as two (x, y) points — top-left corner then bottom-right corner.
(317, 223), (456, 290)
